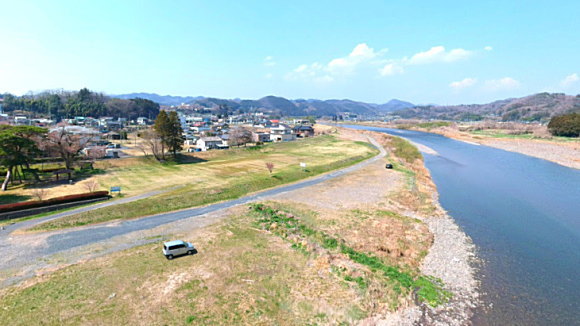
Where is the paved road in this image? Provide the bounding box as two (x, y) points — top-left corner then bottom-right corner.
(0, 137), (386, 287)
(0, 188), (171, 233)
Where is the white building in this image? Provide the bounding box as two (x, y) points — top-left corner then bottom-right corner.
(196, 136), (225, 151)
(270, 123), (296, 142)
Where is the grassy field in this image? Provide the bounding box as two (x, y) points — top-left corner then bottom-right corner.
(0, 207), (375, 325)
(0, 130), (450, 325)
(29, 135), (377, 231)
(0, 203), (445, 326)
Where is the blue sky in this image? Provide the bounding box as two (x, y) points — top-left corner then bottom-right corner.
(1, 0), (579, 104)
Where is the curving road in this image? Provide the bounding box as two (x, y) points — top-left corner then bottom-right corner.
(0, 136), (386, 287)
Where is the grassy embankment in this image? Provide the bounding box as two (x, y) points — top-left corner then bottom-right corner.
(0, 132), (449, 325)
(28, 135), (377, 231)
(396, 121), (452, 130)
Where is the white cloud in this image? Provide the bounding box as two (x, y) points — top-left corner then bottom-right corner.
(484, 46), (493, 51)
(264, 73), (273, 79)
(286, 43), (480, 82)
(286, 43), (387, 82)
(450, 77), (477, 90)
(326, 43), (384, 74)
(484, 77), (521, 91)
(264, 56), (276, 66)
(560, 73), (579, 87)
(379, 63), (404, 76)
(406, 46), (472, 65)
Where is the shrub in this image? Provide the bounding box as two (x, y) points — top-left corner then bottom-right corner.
(31, 189), (49, 201)
(390, 137), (422, 163)
(548, 113), (580, 137)
(0, 191), (109, 213)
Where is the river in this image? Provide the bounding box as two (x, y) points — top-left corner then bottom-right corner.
(344, 125), (580, 326)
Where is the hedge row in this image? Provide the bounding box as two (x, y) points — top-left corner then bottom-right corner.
(0, 191), (110, 213)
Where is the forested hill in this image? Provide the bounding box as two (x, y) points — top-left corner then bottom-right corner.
(1, 89), (160, 120)
(395, 93), (580, 122)
(113, 93), (204, 106)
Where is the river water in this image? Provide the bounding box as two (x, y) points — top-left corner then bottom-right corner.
(345, 125), (580, 326)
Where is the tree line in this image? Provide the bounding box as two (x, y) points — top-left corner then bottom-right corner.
(1, 88), (160, 120)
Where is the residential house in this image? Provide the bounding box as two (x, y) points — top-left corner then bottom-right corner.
(252, 132), (271, 143)
(270, 123), (296, 142)
(136, 117), (149, 125)
(292, 125), (315, 138)
(14, 116), (30, 125)
(196, 136), (225, 151)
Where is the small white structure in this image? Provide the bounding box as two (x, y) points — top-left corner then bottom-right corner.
(196, 136), (224, 151)
(14, 116), (30, 125)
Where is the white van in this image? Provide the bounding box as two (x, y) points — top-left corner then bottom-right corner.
(162, 240), (196, 260)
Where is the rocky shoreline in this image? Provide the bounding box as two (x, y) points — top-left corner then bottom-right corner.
(367, 200), (480, 326)
(355, 130), (481, 326)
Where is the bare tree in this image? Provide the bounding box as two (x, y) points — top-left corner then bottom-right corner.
(41, 125), (91, 170)
(265, 162), (274, 175)
(83, 180), (100, 192)
(86, 146), (106, 161)
(229, 126), (252, 147)
(137, 129), (164, 160)
(31, 188), (49, 201)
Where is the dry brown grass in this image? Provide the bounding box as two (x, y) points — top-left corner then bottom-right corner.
(0, 131), (442, 325)
(4, 135), (373, 202)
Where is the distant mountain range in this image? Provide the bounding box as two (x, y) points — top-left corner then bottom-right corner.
(112, 93), (414, 116)
(394, 93), (580, 122)
(112, 93), (205, 106)
(112, 92), (580, 121)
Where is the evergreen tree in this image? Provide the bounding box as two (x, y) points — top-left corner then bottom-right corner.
(153, 110), (170, 160)
(0, 126), (46, 190)
(167, 111), (184, 158)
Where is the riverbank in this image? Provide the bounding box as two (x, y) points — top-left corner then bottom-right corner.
(351, 121), (579, 170)
(426, 126), (579, 170)
(0, 128), (479, 325)
(344, 129), (479, 325)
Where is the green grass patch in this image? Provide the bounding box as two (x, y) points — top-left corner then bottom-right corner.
(415, 121), (451, 129)
(390, 137), (422, 163)
(396, 121), (451, 130)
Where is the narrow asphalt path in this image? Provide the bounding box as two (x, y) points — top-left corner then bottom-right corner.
(0, 188), (171, 233)
(0, 137), (386, 287)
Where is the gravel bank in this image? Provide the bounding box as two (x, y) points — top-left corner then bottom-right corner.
(479, 138), (579, 170)
(368, 205), (479, 326)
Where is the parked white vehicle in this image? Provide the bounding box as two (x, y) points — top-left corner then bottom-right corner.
(162, 240), (196, 260)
